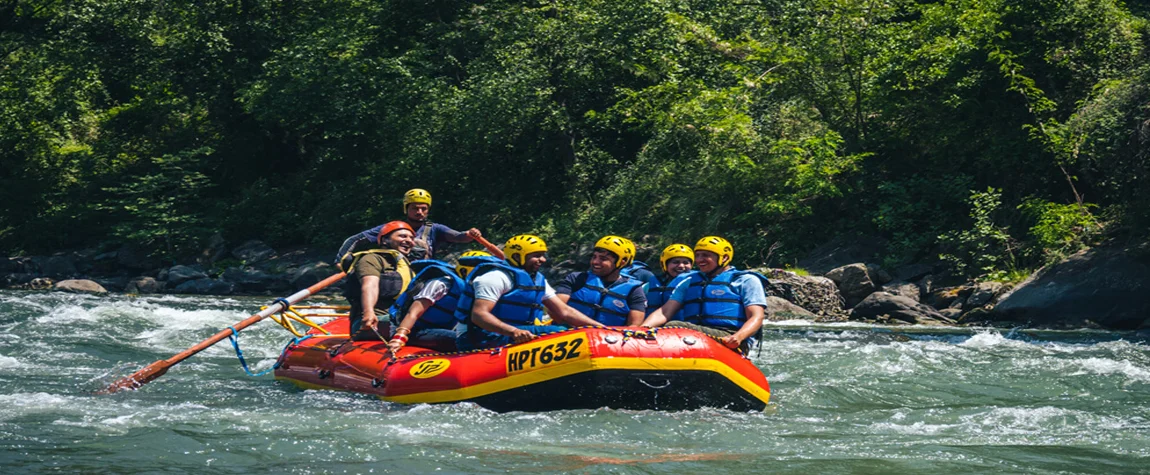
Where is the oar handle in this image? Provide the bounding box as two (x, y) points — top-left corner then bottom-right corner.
(473, 234), (505, 260)
(101, 271), (348, 394)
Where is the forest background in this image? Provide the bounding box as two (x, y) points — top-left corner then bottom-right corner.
(2, 0), (1148, 282)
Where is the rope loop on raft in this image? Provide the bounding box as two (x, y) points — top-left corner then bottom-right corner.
(227, 326), (278, 377)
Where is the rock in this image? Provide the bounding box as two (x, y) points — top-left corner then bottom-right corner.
(173, 278), (235, 295)
(231, 240), (277, 263)
(4, 273), (34, 287)
(866, 264), (893, 285)
(797, 236), (886, 275)
(222, 267), (285, 293)
(993, 244), (1150, 330)
(116, 244), (161, 270)
(197, 233), (230, 266)
(125, 276), (161, 293)
(762, 268), (847, 320)
(166, 265), (207, 286)
(765, 296), (817, 321)
(939, 308), (963, 320)
(26, 255), (78, 278)
(54, 279), (108, 294)
(956, 307), (993, 325)
(290, 261), (340, 289)
(94, 276), (129, 292)
(927, 286), (973, 309)
(850, 291), (954, 325)
(1, 257), (21, 273)
(893, 263), (934, 282)
(28, 277), (54, 290)
(824, 263), (877, 307)
(882, 281), (921, 302)
(966, 281), (1006, 308)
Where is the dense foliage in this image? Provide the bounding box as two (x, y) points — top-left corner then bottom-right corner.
(2, 0), (1147, 278)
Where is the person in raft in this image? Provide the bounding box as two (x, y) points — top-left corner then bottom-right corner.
(554, 235), (647, 326)
(387, 250), (501, 353)
(641, 236), (768, 352)
(341, 221), (416, 341)
(643, 243), (695, 318)
(454, 234), (605, 351)
(334, 188), (483, 263)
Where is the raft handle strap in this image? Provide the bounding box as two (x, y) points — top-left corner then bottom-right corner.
(227, 326), (277, 377)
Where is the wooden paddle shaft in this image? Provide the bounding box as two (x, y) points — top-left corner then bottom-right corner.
(102, 271), (347, 393)
(473, 235), (505, 259)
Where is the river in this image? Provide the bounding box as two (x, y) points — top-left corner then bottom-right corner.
(1, 290), (1147, 473)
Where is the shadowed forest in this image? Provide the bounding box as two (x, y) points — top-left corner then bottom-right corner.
(3, 0), (1148, 280)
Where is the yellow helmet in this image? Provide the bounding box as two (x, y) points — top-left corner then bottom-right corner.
(694, 236), (733, 267)
(456, 250), (492, 279)
(593, 235), (635, 270)
(504, 234), (548, 268)
(659, 244), (695, 273)
(402, 188), (432, 212)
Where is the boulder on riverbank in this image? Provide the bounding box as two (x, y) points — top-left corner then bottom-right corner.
(850, 291), (954, 325)
(993, 244), (1150, 329)
(761, 268), (847, 321)
(54, 279), (108, 294)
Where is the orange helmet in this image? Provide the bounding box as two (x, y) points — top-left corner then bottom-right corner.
(377, 221), (414, 244)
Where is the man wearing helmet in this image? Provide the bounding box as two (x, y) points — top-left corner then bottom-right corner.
(341, 221), (417, 341)
(334, 188), (484, 263)
(555, 235), (647, 326)
(641, 236), (768, 351)
(387, 251), (501, 353)
(643, 244), (695, 318)
(455, 234), (605, 350)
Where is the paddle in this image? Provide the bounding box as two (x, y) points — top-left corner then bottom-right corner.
(100, 271), (348, 394)
(472, 234), (505, 260)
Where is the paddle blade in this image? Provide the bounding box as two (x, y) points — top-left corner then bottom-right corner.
(99, 360), (170, 394)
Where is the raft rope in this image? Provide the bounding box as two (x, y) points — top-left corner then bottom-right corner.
(227, 326), (281, 377)
(379, 325), (742, 364)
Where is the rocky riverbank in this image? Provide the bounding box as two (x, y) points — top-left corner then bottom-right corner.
(5, 238), (1149, 331)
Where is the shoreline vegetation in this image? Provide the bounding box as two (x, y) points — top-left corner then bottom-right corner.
(3, 1), (1148, 330)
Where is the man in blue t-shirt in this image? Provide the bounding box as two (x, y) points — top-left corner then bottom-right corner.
(641, 236), (766, 351)
(555, 235), (646, 326)
(335, 188), (483, 263)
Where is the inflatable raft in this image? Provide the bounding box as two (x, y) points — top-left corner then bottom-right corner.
(274, 318), (771, 412)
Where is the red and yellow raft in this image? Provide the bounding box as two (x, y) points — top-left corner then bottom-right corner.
(273, 318), (771, 412)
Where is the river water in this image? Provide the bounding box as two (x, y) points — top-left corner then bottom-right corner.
(1, 290), (1148, 473)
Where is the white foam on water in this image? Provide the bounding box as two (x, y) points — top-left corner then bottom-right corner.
(870, 420), (958, 435)
(0, 392), (82, 421)
(0, 354), (25, 369)
(957, 331), (1040, 350)
(1069, 357), (1150, 384)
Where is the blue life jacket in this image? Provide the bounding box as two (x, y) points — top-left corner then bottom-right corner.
(566, 272), (643, 326)
(455, 261), (548, 327)
(620, 261), (651, 279)
(679, 267), (769, 331)
(646, 272), (690, 317)
(390, 260), (463, 331)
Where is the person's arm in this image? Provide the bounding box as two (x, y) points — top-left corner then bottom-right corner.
(721, 305), (765, 349)
(641, 277), (689, 327)
(359, 275), (381, 330)
(389, 298), (431, 353)
(553, 272), (579, 304)
(441, 224), (482, 243)
(641, 300), (680, 328)
(471, 299), (536, 343)
(719, 275), (768, 348)
(625, 309), (645, 326)
(542, 296), (603, 327)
